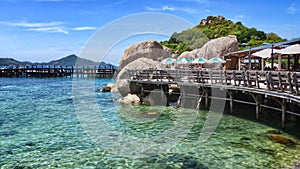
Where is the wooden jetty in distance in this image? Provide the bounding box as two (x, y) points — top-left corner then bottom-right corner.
(127, 69), (300, 129)
(0, 65), (117, 78)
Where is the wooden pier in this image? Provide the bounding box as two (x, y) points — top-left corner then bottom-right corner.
(127, 69), (300, 129)
(0, 65), (117, 78)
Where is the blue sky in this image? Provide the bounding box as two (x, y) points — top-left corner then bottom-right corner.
(0, 0), (299, 64)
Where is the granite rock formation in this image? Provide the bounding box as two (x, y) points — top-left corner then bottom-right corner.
(118, 40), (172, 69)
(178, 35), (239, 60)
(116, 57), (163, 97)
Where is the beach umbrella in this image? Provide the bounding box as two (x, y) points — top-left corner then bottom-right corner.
(192, 57), (207, 64)
(208, 57), (225, 63)
(177, 58), (192, 64)
(161, 57), (176, 64)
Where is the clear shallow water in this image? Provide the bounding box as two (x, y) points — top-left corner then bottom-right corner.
(0, 78), (300, 168)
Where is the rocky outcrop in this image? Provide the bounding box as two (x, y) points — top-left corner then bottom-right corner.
(178, 35), (239, 60)
(200, 16), (225, 26)
(176, 35), (238, 70)
(116, 94), (140, 105)
(116, 58), (163, 97)
(118, 40), (172, 69)
(98, 83), (117, 93)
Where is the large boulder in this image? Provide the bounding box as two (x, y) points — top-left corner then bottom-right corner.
(177, 35), (239, 60)
(116, 57), (163, 97)
(177, 35), (239, 70)
(119, 40), (172, 69)
(116, 94), (140, 105)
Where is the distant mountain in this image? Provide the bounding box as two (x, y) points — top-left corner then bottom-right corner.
(46, 54), (100, 66)
(0, 58), (32, 66)
(0, 54), (115, 67)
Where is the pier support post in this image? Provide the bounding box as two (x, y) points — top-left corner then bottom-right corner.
(249, 93), (262, 120)
(180, 85), (200, 109)
(255, 95), (262, 120)
(282, 99), (287, 129)
(204, 88), (209, 109)
(228, 91), (233, 114)
(161, 84), (169, 107)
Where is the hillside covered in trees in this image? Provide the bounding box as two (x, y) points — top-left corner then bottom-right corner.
(161, 15), (286, 54)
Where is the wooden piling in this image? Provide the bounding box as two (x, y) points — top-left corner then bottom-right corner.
(282, 99), (287, 128)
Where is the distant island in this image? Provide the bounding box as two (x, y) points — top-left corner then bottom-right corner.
(0, 54), (116, 67)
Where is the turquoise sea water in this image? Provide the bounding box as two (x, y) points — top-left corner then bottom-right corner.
(0, 78), (300, 169)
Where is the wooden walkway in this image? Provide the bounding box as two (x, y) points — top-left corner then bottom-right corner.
(0, 65), (117, 78)
(127, 69), (300, 128)
(128, 69), (300, 98)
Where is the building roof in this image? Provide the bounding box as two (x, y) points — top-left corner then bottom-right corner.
(225, 38), (300, 58)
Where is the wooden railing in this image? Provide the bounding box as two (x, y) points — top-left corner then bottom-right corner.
(127, 69), (300, 95)
(0, 65), (117, 78)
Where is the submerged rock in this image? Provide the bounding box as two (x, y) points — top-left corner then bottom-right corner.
(0, 130), (19, 137)
(269, 135), (296, 146)
(267, 130), (282, 134)
(24, 141), (36, 147)
(101, 87), (111, 92)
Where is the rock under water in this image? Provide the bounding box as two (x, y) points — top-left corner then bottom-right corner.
(269, 135), (296, 146)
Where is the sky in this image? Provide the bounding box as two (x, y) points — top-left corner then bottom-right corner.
(0, 0), (299, 65)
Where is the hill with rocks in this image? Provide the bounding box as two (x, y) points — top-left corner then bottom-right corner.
(161, 15), (286, 54)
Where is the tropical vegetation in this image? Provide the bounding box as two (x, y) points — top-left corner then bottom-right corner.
(161, 15), (286, 54)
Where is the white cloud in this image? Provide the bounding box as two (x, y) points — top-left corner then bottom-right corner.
(0, 21), (64, 27)
(205, 9), (212, 13)
(35, 0), (66, 1)
(287, 2), (298, 15)
(180, 7), (197, 14)
(232, 14), (245, 22)
(146, 5), (197, 14)
(0, 20), (97, 34)
(146, 6), (176, 12)
(104, 0), (127, 7)
(175, 0), (205, 3)
(26, 27), (69, 34)
(72, 26), (98, 31)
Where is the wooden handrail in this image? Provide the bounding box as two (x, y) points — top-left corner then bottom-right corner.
(128, 69), (300, 95)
